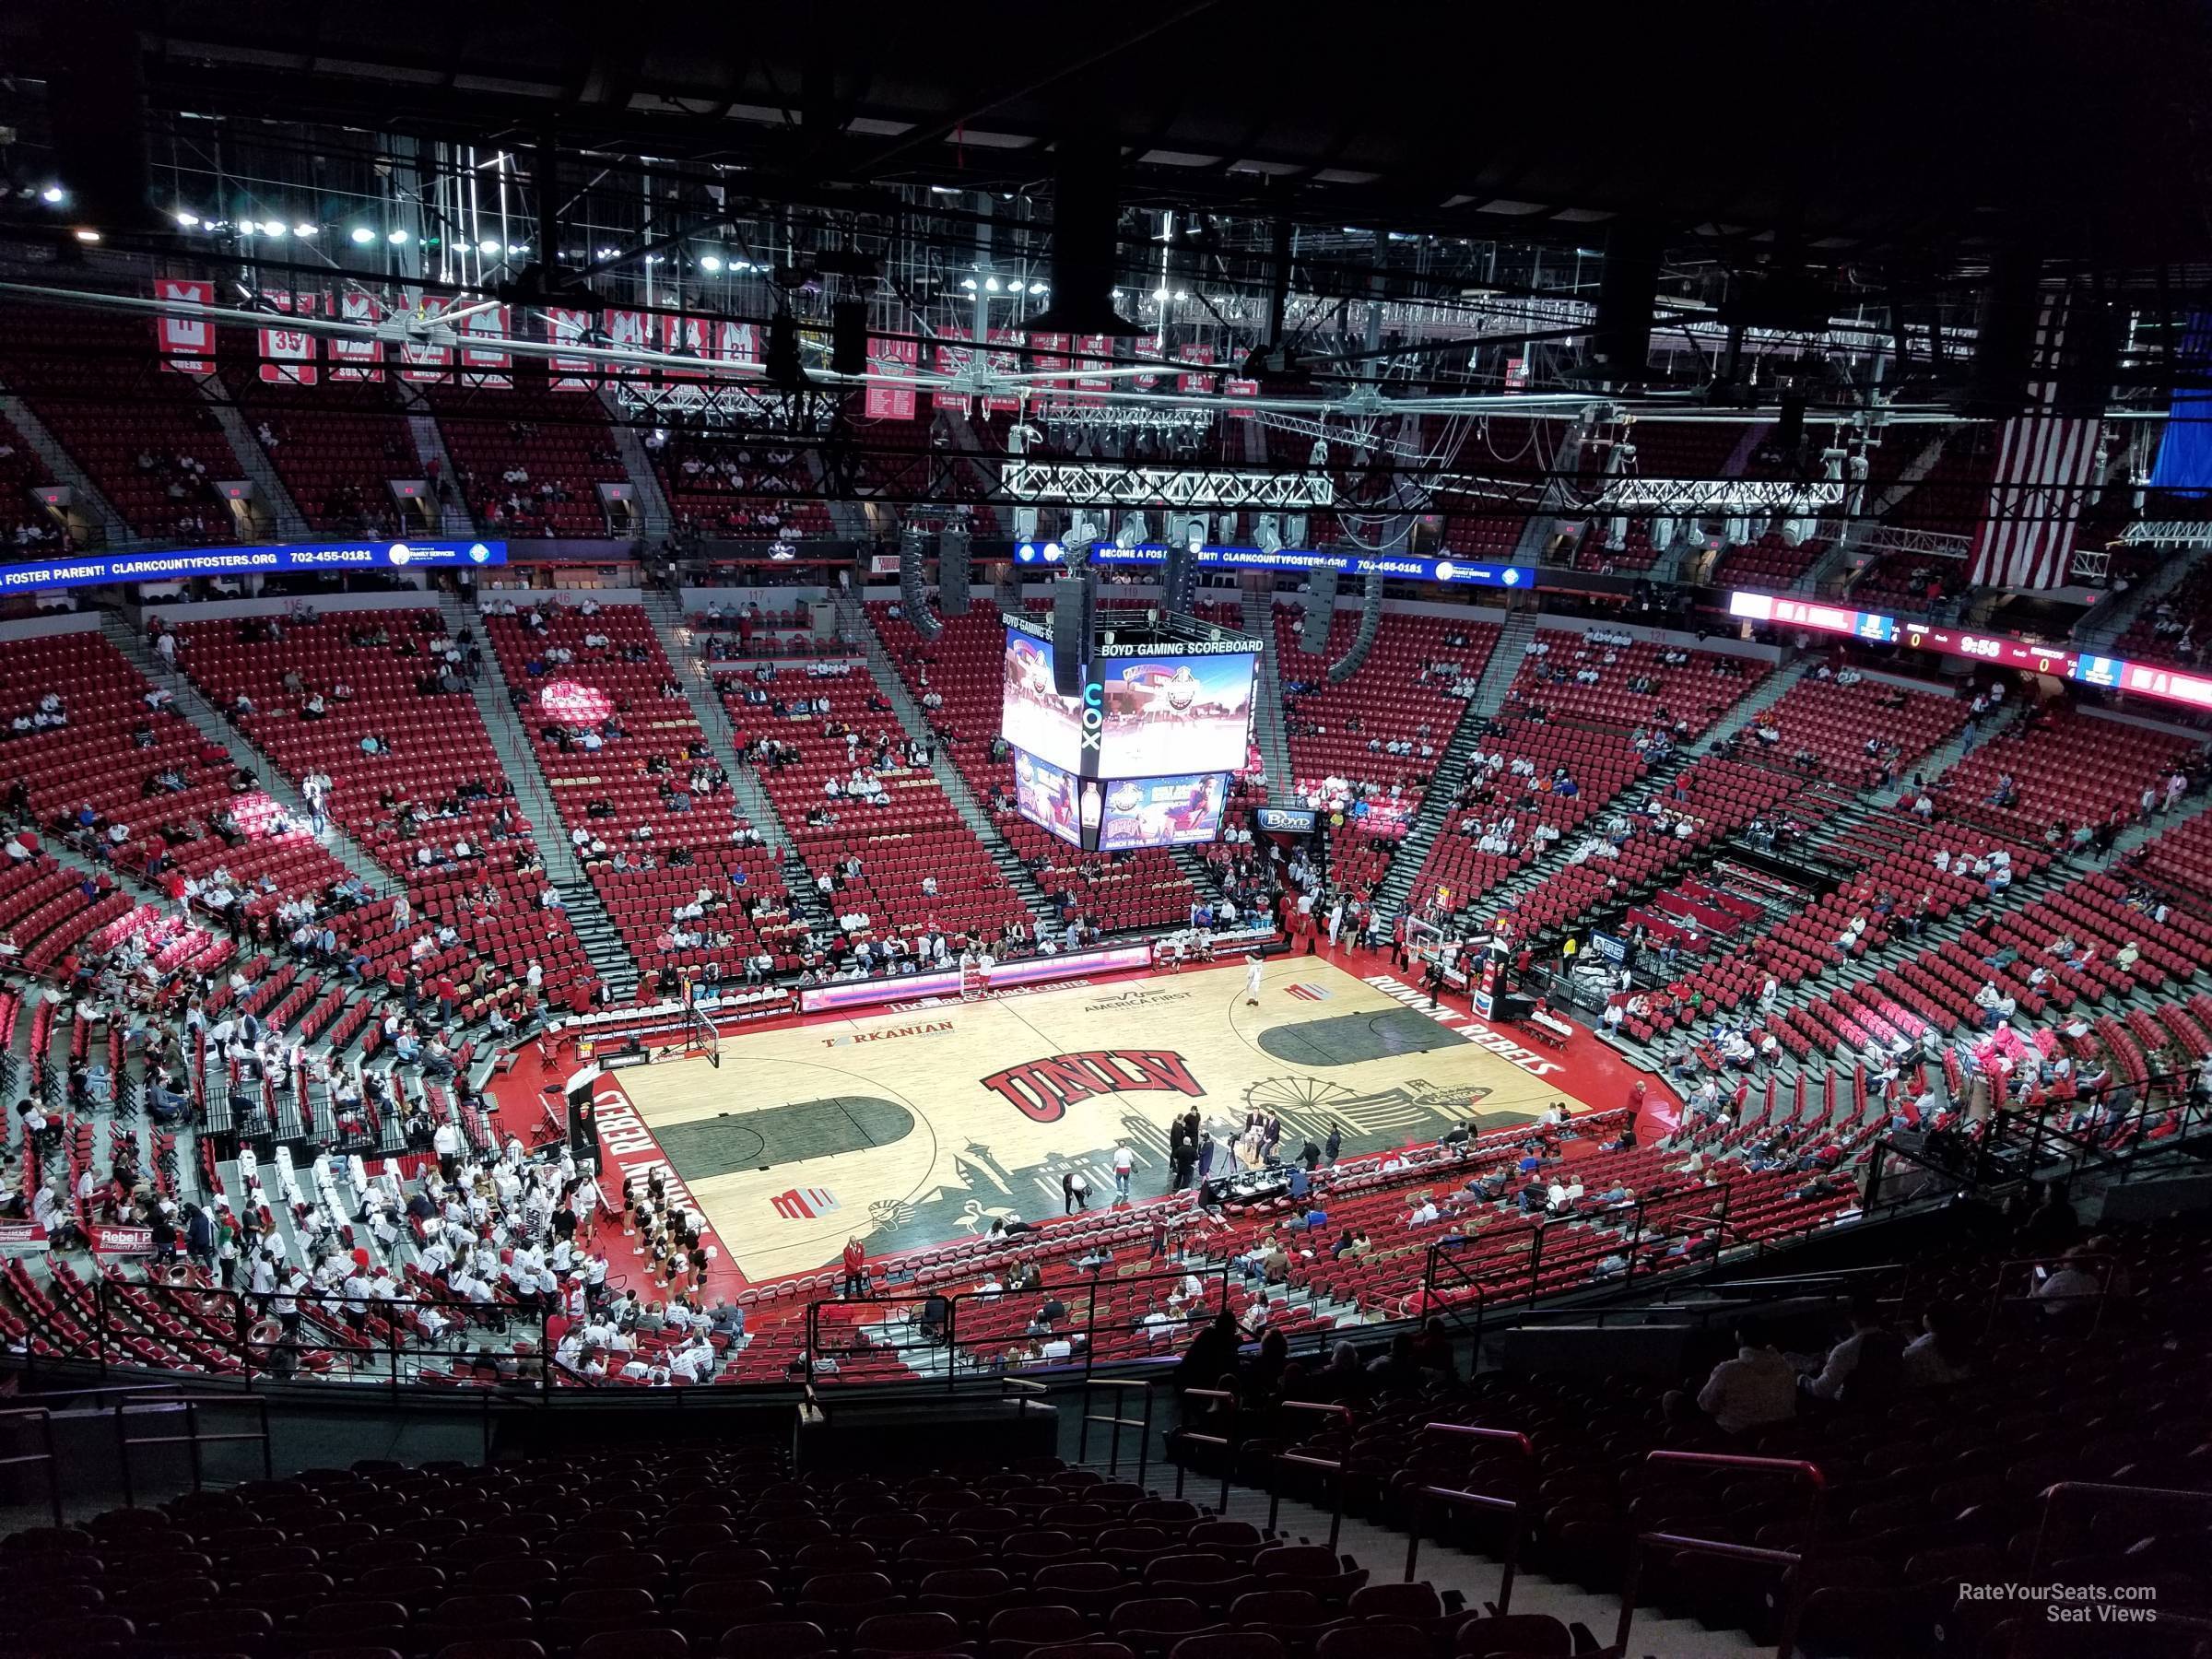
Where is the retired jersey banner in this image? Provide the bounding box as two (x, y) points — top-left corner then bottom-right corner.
(714, 320), (759, 371)
(661, 312), (713, 377)
(330, 291), (386, 382)
(546, 307), (596, 390)
(865, 335), (919, 419)
(154, 278), (215, 374)
(933, 325), (974, 414)
(399, 295), (453, 383)
(1224, 377), (1260, 418)
(457, 303), (512, 386)
(259, 291), (321, 385)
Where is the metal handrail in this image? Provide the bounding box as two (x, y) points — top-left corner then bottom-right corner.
(1403, 1423), (1534, 1612)
(112, 1391), (274, 1506)
(1078, 1375), (1159, 1484)
(1267, 1399), (1352, 1550)
(2029, 1479), (2212, 1618)
(0, 1406), (65, 1527)
(1615, 1452), (1827, 1659)
(1173, 1385), (1240, 1512)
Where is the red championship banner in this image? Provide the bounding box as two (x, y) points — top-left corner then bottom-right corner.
(1174, 342), (1217, 397)
(330, 290), (386, 382)
(399, 295), (453, 383)
(660, 312), (713, 377)
(259, 291), (321, 385)
(1072, 334), (1112, 406)
(865, 335), (919, 419)
(932, 325), (974, 414)
(154, 277), (215, 374)
(457, 303), (512, 386)
(1030, 332), (1070, 394)
(545, 307), (596, 390)
(89, 1223), (154, 1257)
(713, 320), (759, 371)
(0, 1220), (49, 1253)
(984, 329), (1025, 414)
(1223, 376), (1260, 418)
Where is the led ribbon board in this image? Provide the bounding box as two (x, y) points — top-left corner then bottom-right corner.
(1727, 589), (2212, 714)
(0, 539), (506, 593)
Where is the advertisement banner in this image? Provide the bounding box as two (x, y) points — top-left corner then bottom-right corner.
(259, 290), (321, 386)
(865, 335), (919, 420)
(1087, 542), (1534, 590)
(546, 307), (597, 390)
(154, 277), (215, 374)
(330, 291), (386, 382)
(0, 538), (506, 594)
(0, 1220), (49, 1253)
(89, 1224), (155, 1257)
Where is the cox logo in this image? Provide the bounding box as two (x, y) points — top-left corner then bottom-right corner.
(1080, 678), (1104, 750)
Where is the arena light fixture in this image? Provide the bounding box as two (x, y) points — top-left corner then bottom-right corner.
(387, 229), (409, 245)
(700, 254), (723, 273)
(292, 224), (317, 239)
(1030, 281), (1049, 295)
(984, 276), (1002, 292)
(174, 211), (199, 229)
(73, 229), (100, 243)
(960, 277), (978, 290)
(262, 222), (288, 238)
(478, 238), (501, 253)
(40, 185), (65, 205)
(349, 226), (375, 245)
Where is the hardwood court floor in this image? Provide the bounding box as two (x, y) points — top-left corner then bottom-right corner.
(609, 955), (1603, 1281)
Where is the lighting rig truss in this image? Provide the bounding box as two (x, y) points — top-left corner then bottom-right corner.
(1000, 460), (1337, 510)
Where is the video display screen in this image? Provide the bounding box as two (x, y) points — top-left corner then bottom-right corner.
(1098, 772), (1230, 852)
(1096, 652), (1255, 775)
(1011, 747), (1083, 848)
(1001, 628), (1086, 771)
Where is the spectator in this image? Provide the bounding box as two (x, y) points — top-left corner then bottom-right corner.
(1672, 1319), (1796, 1434)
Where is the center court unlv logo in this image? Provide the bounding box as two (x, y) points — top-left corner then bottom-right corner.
(980, 1049), (1205, 1124)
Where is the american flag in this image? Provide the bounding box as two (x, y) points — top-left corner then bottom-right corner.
(1967, 297), (2103, 592)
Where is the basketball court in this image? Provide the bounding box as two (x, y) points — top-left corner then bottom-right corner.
(601, 954), (1610, 1281)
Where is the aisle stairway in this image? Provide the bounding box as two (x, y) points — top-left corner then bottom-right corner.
(832, 584), (1055, 924)
(1239, 582), (1294, 795)
(197, 386), (311, 541)
(98, 613), (390, 893)
(0, 392), (130, 547)
(635, 586), (822, 924)
(441, 596), (638, 998)
(400, 392), (476, 536)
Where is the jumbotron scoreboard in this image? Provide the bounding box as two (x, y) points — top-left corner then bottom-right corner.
(1001, 610), (1259, 853)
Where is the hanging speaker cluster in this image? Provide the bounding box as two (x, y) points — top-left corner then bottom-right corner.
(1300, 569), (1338, 654)
(899, 529), (941, 641)
(1050, 570), (1097, 698)
(1326, 571), (1387, 683)
(1161, 542), (1197, 613)
(939, 524), (972, 618)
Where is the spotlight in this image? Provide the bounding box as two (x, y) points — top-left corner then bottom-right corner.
(1153, 287), (1170, 300)
(984, 276), (1002, 292)
(387, 229), (409, 244)
(1115, 512), (1147, 549)
(174, 211), (199, 229)
(40, 185), (65, 205)
(960, 277), (978, 290)
(293, 224), (317, 239)
(700, 254), (723, 273)
(263, 222), (288, 238)
(1030, 282), (1049, 295)
(1185, 520), (1204, 554)
(478, 238), (500, 253)
(349, 227), (376, 245)
(73, 229), (100, 243)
